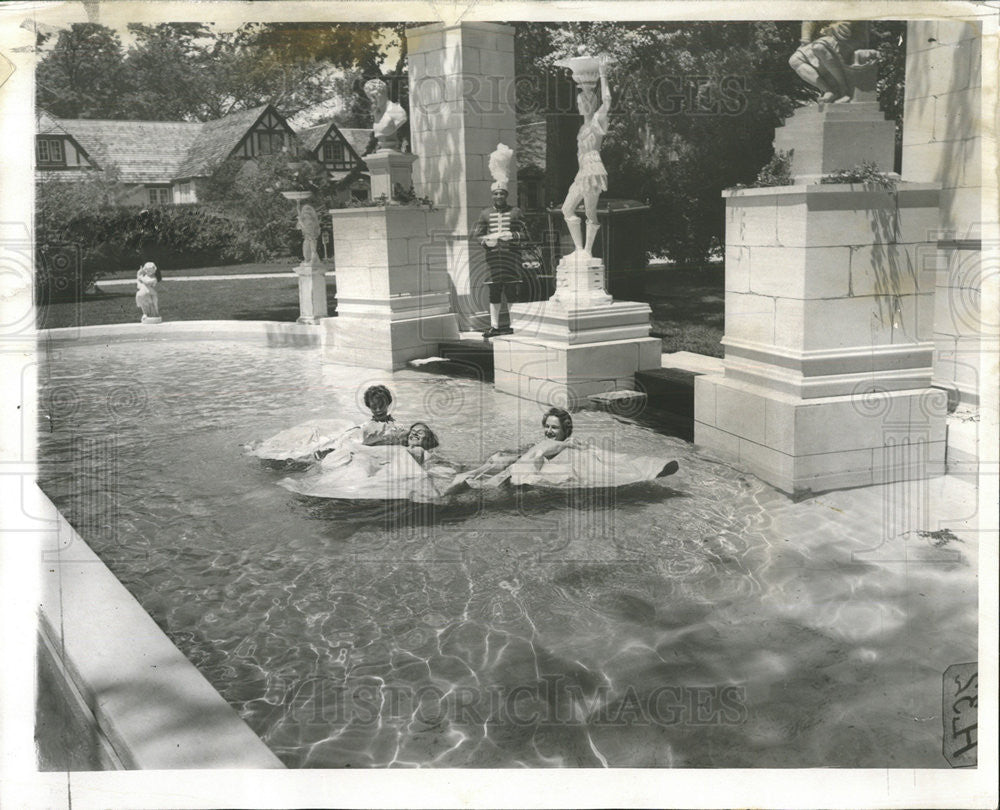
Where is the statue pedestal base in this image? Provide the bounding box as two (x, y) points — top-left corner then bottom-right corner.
(365, 150), (419, 202)
(324, 206), (459, 369)
(695, 181), (945, 495)
(774, 102), (896, 181)
(140, 316), (162, 325)
(493, 256), (661, 407)
(293, 259), (328, 324)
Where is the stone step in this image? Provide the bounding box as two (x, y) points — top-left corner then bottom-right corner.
(431, 340), (496, 380)
(635, 367), (701, 417)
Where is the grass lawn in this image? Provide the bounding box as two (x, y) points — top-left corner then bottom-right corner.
(38, 262), (726, 357)
(37, 276), (339, 330)
(634, 264), (725, 357)
(97, 260), (306, 281)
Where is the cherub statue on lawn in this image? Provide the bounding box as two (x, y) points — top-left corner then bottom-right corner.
(136, 261), (162, 324)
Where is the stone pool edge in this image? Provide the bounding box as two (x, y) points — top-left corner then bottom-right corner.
(36, 320), (321, 348)
(37, 485), (285, 770)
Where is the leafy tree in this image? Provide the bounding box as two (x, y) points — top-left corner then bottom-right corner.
(36, 23), (131, 118)
(200, 153), (336, 259)
(119, 23), (219, 120)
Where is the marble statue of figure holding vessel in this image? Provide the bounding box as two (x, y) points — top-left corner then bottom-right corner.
(555, 52), (612, 258)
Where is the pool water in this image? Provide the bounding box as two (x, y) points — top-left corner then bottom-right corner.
(38, 341), (977, 768)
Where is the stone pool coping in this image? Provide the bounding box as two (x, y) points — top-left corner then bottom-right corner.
(37, 486), (284, 770)
(36, 320), (321, 347)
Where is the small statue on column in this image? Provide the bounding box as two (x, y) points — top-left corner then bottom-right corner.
(364, 78), (408, 151)
(789, 21), (874, 103)
(556, 55), (611, 258)
(297, 203), (321, 265)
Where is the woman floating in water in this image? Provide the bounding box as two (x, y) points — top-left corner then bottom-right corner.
(279, 421), (462, 502)
(455, 407), (679, 490)
(247, 384), (408, 465)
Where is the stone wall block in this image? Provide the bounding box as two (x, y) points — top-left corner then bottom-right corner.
(726, 291), (776, 345)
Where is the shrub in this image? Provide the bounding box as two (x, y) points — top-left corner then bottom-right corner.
(820, 161), (897, 190)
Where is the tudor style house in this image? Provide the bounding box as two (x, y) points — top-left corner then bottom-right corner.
(35, 104), (373, 205)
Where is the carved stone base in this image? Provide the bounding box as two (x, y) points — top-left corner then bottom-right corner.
(774, 102), (896, 182)
(293, 259), (328, 324)
(322, 292), (459, 370)
(551, 252), (612, 309)
(365, 150), (419, 202)
(140, 316), (162, 325)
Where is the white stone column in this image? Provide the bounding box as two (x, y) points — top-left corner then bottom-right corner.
(406, 22), (517, 329)
(902, 20), (987, 409)
(293, 258), (327, 324)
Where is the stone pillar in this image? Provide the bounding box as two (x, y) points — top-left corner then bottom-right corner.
(902, 20), (986, 409)
(322, 205), (459, 370)
(406, 22), (517, 329)
(694, 179), (946, 495)
(294, 258), (327, 324)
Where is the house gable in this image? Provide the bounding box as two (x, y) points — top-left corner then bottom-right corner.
(35, 112), (98, 172)
(175, 104), (300, 181)
(231, 106), (301, 161)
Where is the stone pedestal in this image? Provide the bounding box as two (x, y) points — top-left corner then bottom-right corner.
(294, 258), (328, 324)
(694, 181), (946, 495)
(774, 102), (897, 182)
(365, 150), (419, 202)
(493, 252), (660, 407)
(406, 22), (517, 328)
(324, 206), (459, 369)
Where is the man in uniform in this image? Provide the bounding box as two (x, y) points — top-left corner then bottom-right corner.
(471, 144), (528, 339)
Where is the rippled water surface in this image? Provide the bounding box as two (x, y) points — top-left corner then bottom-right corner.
(38, 341), (977, 768)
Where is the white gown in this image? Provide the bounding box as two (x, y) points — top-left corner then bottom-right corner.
(508, 442), (668, 489)
(248, 418), (408, 463)
(278, 441), (462, 503)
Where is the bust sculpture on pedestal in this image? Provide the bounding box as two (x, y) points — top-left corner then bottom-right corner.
(363, 78), (418, 202)
(789, 21), (877, 103)
(364, 78), (408, 152)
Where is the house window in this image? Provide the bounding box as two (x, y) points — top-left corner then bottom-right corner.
(351, 188), (369, 202)
(255, 131), (286, 155)
(36, 138), (65, 165)
(148, 187), (172, 206)
(323, 141), (345, 163)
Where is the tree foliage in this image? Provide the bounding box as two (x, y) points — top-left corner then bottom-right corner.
(35, 22), (405, 122)
(36, 23), (130, 118)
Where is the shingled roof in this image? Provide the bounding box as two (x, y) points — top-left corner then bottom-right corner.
(339, 128), (373, 158)
(174, 104), (271, 180)
(47, 117), (201, 184)
(296, 121), (373, 161)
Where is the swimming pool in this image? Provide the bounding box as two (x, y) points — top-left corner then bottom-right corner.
(37, 340), (976, 768)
